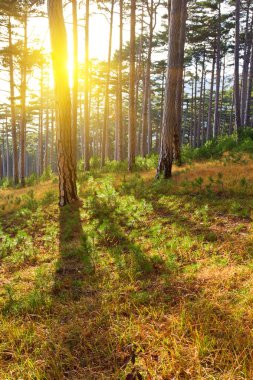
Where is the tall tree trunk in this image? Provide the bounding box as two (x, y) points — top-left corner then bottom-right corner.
(72, 0), (78, 167)
(157, 0), (187, 178)
(117, 0), (123, 161)
(48, 0), (78, 206)
(50, 108), (55, 171)
(44, 99), (49, 170)
(8, 17), (19, 185)
(0, 144), (3, 180)
(142, 0), (154, 157)
(5, 115), (10, 180)
(84, 0), (90, 170)
(245, 31), (253, 127)
(101, 0), (114, 166)
(240, 3), (252, 125)
(201, 70), (207, 143)
(207, 47), (216, 140)
(20, 11), (28, 186)
(234, 0), (241, 131)
(197, 50), (205, 147)
(128, 0), (136, 170)
(135, 3), (144, 156)
(213, 2), (221, 139)
(39, 66), (44, 175)
(174, 2), (187, 160)
(193, 59), (198, 147)
(220, 54), (226, 134)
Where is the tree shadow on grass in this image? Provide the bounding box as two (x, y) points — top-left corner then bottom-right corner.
(53, 201), (95, 301)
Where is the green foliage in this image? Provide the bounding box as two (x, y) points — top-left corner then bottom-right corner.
(22, 190), (39, 211)
(103, 160), (128, 173)
(40, 167), (53, 181)
(26, 173), (39, 186)
(182, 132), (253, 163)
(134, 154), (158, 171)
(41, 190), (57, 206)
(0, 227), (35, 263)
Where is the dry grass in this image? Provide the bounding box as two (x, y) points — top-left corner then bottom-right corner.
(0, 159), (253, 379)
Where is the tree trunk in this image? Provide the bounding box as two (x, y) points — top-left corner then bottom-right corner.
(157, 0), (187, 178)
(193, 59), (198, 147)
(72, 0), (78, 168)
(117, 0), (123, 161)
(44, 98), (49, 170)
(142, 0), (154, 157)
(234, 0), (241, 131)
(197, 51), (205, 147)
(213, 2), (221, 139)
(20, 11), (28, 186)
(39, 66), (44, 175)
(245, 31), (253, 127)
(101, 0), (114, 166)
(241, 3), (252, 125)
(128, 0), (136, 170)
(48, 0), (78, 206)
(175, 2), (187, 160)
(84, 0), (90, 170)
(8, 17), (19, 185)
(50, 108), (55, 171)
(206, 47), (216, 140)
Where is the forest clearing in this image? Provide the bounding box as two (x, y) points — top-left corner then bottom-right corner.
(1, 149), (253, 379)
(1, 0), (253, 378)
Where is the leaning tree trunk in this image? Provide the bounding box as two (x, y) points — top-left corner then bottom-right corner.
(48, 0), (78, 206)
(128, 0), (136, 170)
(157, 0), (187, 178)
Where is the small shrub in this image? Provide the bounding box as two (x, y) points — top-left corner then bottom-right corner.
(41, 190), (57, 206)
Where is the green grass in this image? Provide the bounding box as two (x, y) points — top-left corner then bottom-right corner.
(1, 159), (253, 379)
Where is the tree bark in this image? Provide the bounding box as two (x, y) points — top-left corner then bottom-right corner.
(206, 47), (216, 140)
(175, 1), (187, 160)
(72, 0), (78, 168)
(48, 0), (78, 206)
(213, 2), (221, 139)
(8, 17), (19, 185)
(234, 0), (241, 131)
(101, 0), (114, 166)
(117, 0), (123, 161)
(157, 0), (187, 178)
(245, 30), (253, 127)
(128, 0), (136, 170)
(20, 11), (28, 186)
(84, 0), (90, 170)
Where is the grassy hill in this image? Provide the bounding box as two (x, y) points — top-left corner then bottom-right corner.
(1, 155), (253, 379)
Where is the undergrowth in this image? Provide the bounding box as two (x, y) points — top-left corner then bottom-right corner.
(0, 158), (253, 379)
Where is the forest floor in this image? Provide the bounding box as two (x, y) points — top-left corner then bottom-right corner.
(1, 154), (253, 379)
